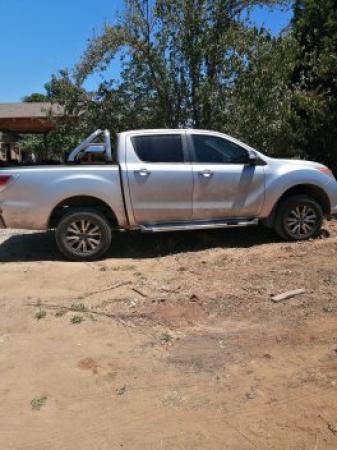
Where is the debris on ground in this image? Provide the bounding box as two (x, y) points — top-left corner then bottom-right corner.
(271, 289), (306, 303)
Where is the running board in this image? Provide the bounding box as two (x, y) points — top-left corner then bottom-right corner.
(139, 219), (259, 233)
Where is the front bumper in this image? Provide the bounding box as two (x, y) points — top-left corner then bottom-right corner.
(327, 177), (337, 217)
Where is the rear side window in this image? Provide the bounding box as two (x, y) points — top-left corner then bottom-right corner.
(131, 135), (184, 163)
(192, 135), (249, 164)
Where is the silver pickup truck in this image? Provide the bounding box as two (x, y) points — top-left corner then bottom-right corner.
(1, 129), (337, 260)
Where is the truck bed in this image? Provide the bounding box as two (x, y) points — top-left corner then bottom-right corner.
(0, 164), (127, 230)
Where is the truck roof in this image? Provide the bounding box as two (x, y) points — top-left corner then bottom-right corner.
(118, 128), (225, 137)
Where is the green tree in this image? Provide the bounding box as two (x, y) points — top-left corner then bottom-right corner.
(291, 0), (337, 171)
(44, 70), (94, 152)
(225, 29), (299, 155)
(22, 93), (49, 103)
(75, 0), (291, 130)
(41, 0), (295, 160)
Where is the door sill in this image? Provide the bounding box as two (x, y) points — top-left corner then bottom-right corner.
(139, 218), (259, 233)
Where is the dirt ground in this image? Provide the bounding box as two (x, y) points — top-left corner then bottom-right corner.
(1, 222), (337, 450)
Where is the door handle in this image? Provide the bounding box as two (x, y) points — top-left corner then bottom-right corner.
(199, 169), (213, 178)
(136, 168), (151, 177)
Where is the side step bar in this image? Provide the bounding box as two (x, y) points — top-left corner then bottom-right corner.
(140, 219), (259, 233)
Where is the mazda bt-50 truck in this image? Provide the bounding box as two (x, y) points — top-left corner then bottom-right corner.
(0, 129), (337, 260)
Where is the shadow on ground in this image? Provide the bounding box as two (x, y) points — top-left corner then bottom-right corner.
(0, 226), (279, 263)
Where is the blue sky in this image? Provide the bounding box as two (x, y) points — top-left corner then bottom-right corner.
(0, 0), (292, 102)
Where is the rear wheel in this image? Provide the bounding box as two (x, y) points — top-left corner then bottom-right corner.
(274, 195), (323, 241)
(55, 208), (112, 261)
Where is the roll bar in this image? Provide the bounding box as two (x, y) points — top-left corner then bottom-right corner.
(67, 129), (112, 162)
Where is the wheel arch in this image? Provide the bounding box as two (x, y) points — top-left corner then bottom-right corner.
(264, 184), (331, 228)
(48, 195), (119, 229)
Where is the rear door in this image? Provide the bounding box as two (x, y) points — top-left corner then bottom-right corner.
(188, 133), (265, 220)
(126, 132), (193, 224)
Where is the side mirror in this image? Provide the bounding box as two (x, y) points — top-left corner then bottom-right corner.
(247, 150), (258, 165)
(246, 150), (267, 166)
(84, 144), (106, 154)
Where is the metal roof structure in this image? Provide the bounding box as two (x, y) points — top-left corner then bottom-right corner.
(0, 103), (63, 133)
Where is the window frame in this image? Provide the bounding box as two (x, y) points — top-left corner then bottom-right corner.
(131, 133), (189, 164)
(187, 133), (250, 165)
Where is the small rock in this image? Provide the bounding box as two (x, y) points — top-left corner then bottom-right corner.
(116, 386), (126, 396)
(190, 294), (199, 302)
(246, 391), (256, 400)
(128, 299), (138, 308)
(0, 335), (8, 344)
(328, 422), (337, 434)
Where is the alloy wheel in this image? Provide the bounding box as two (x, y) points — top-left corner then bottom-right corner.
(64, 219), (103, 255)
(285, 204), (318, 238)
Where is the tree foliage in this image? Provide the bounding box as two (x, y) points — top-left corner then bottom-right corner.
(21, 0), (337, 172)
(291, 0), (337, 170)
(75, 0), (292, 132)
(22, 93), (49, 103)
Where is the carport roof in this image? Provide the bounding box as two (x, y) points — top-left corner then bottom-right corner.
(0, 103), (63, 133)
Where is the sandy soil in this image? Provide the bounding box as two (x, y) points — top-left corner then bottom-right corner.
(1, 222), (337, 449)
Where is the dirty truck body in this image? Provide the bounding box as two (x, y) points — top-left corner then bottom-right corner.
(1, 129), (337, 260)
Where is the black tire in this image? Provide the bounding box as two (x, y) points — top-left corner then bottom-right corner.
(274, 195), (323, 241)
(55, 208), (112, 261)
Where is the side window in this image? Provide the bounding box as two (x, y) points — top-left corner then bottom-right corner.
(131, 135), (184, 163)
(192, 135), (249, 164)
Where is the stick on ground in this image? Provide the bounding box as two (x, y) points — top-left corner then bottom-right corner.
(271, 289), (306, 303)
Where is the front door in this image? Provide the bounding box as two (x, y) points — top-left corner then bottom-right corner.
(189, 133), (265, 220)
(126, 133), (193, 224)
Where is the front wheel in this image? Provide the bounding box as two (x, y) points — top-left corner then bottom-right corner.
(274, 195), (323, 241)
(55, 208), (112, 261)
